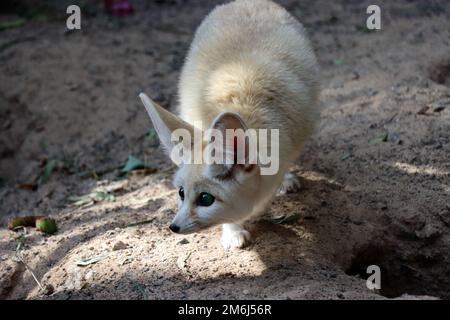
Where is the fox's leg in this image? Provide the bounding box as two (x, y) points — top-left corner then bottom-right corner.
(278, 172), (301, 195)
(221, 223), (251, 249)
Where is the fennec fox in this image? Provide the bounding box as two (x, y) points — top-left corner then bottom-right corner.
(139, 0), (320, 249)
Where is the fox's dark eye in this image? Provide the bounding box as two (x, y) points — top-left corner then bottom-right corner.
(178, 187), (185, 201)
(198, 192), (215, 207)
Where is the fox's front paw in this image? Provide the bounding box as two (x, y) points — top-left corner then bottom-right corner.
(221, 224), (251, 249)
(278, 172), (301, 195)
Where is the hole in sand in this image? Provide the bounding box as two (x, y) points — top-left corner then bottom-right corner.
(345, 243), (448, 299)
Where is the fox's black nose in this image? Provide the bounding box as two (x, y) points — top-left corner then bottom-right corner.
(169, 224), (180, 233)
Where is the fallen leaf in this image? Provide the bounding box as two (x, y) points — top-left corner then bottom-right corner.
(16, 183), (38, 191)
(369, 133), (388, 145)
(0, 19), (26, 31)
(66, 195), (93, 206)
(8, 216), (44, 230)
(39, 159), (57, 185)
(120, 155), (145, 174)
(126, 218), (156, 227)
(35, 218), (57, 234)
(66, 191), (115, 206)
(341, 153), (351, 160)
(265, 213), (301, 225)
(103, 180), (128, 192)
(93, 191), (115, 202)
(8, 216), (57, 234)
(77, 255), (107, 266)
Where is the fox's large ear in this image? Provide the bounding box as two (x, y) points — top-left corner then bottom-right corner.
(207, 112), (256, 178)
(211, 112), (248, 133)
(139, 93), (195, 157)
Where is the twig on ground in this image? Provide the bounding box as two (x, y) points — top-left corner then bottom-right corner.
(125, 218), (156, 228)
(15, 242), (44, 292)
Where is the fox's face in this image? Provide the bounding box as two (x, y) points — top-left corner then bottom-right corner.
(139, 93), (262, 233)
(170, 162), (261, 233)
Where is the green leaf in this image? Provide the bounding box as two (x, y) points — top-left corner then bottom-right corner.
(39, 159), (56, 185)
(93, 191), (115, 202)
(341, 153), (351, 160)
(66, 191), (115, 206)
(121, 155), (145, 173)
(369, 132), (388, 145)
(35, 218), (57, 234)
(66, 195), (92, 206)
(0, 19), (26, 31)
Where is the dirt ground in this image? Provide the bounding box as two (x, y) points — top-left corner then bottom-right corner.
(0, 0), (449, 300)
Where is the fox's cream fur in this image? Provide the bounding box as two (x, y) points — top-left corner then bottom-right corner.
(139, 0), (320, 249)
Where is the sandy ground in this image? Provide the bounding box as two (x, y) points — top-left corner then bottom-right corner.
(0, 0), (449, 300)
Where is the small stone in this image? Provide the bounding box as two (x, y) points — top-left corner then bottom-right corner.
(112, 241), (128, 251)
(243, 289), (249, 295)
(178, 238), (189, 245)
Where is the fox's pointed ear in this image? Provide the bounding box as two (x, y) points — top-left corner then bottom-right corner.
(211, 111), (248, 132)
(139, 93), (195, 155)
(207, 112), (256, 178)
(210, 112), (249, 162)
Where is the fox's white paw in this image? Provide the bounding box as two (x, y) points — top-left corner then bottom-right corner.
(278, 172), (301, 195)
(221, 224), (251, 249)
